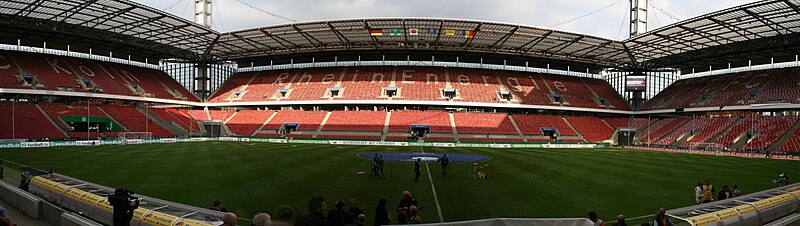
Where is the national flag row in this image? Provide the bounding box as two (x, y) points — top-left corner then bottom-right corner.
(370, 29), (475, 38)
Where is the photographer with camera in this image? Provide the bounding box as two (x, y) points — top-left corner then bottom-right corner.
(108, 188), (139, 226)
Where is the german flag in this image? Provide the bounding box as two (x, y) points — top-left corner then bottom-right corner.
(370, 29), (383, 36)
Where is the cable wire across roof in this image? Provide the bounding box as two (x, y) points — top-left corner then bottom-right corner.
(212, 18), (631, 67)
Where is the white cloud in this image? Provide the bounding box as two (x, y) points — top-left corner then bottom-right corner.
(137, 0), (758, 40)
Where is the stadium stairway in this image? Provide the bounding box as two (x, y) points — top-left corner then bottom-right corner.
(95, 105), (130, 132)
(579, 79), (608, 109)
(507, 115), (528, 142)
(224, 111), (238, 124)
(33, 103), (70, 138)
(313, 112), (333, 138)
(704, 117), (743, 147)
(252, 111), (279, 136)
(382, 111), (391, 140)
(729, 132), (753, 150)
(138, 107), (187, 137)
(448, 112), (459, 142)
(561, 116), (587, 142)
(767, 119), (800, 151)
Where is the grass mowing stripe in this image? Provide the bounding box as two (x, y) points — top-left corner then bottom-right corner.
(420, 147), (444, 223)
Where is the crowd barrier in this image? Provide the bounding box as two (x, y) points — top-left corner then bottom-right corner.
(667, 183), (800, 226)
(0, 137), (607, 149)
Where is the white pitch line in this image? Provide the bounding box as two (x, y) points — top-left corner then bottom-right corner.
(419, 147), (444, 223)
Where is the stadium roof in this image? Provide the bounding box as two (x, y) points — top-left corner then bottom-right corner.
(624, 0), (800, 70)
(0, 0), (219, 61)
(210, 18), (631, 67)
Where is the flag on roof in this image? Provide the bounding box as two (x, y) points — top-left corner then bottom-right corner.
(389, 28), (403, 36)
(409, 28), (419, 35)
(370, 29), (383, 36)
(445, 29), (455, 36)
(425, 29), (439, 35)
(463, 30), (475, 38)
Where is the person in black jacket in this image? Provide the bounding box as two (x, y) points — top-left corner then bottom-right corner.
(717, 185), (732, 201)
(414, 158), (421, 182)
(296, 196), (330, 226)
(374, 199), (391, 226)
(327, 201), (346, 226)
(436, 154), (449, 178)
(345, 199), (365, 225)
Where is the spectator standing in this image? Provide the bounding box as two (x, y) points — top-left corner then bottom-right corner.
(372, 154), (380, 177)
(378, 155), (386, 179)
(732, 184), (741, 197)
(587, 211), (605, 226)
(356, 214), (366, 226)
(252, 213), (271, 226)
(616, 215), (627, 226)
(397, 191), (418, 215)
(272, 205), (295, 226)
(694, 183), (703, 204)
(296, 196), (330, 226)
(346, 199), (365, 225)
(414, 158), (421, 182)
(374, 199), (391, 226)
(396, 212), (408, 225)
(327, 201), (346, 226)
(717, 185), (732, 200)
(18, 171), (30, 191)
(211, 200), (228, 212)
(222, 212), (237, 226)
(408, 206), (421, 224)
(436, 154), (450, 178)
(0, 205), (7, 220)
(776, 172), (790, 186)
(702, 179), (715, 203)
(652, 208), (674, 226)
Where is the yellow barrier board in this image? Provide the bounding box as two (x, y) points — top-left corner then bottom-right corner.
(64, 188), (86, 201)
(752, 199), (775, 209)
(714, 208), (741, 221)
(141, 211), (177, 225)
(687, 213), (720, 226)
(733, 204), (756, 215)
(30, 176), (215, 226)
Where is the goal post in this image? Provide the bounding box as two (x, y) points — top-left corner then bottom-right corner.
(689, 142), (725, 152)
(119, 132), (153, 141)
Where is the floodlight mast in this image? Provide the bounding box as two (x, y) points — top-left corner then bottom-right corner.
(195, 0), (212, 29)
(630, 0), (648, 38)
(193, 0), (212, 99)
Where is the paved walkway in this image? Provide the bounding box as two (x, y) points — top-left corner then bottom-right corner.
(0, 167), (51, 226)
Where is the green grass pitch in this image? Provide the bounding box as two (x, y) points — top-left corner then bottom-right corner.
(1, 142), (799, 225)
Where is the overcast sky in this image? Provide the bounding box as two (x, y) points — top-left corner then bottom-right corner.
(136, 0), (756, 40)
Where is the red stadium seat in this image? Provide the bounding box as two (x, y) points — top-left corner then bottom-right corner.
(0, 101), (66, 139)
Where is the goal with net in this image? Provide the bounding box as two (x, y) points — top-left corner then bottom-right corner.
(119, 132), (153, 142)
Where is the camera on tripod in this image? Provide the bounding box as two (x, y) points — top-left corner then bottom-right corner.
(108, 188), (140, 226)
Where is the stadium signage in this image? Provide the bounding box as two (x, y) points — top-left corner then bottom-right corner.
(160, 138), (178, 143)
(21, 142), (50, 148)
(0, 143), (21, 148)
(190, 137), (208, 142)
(432, 143), (455, 147)
(268, 139), (287, 143)
(328, 140), (409, 146)
(218, 137), (239, 141)
(489, 144), (511, 148)
(76, 140), (100, 146)
(240, 138), (250, 142)
(124, 139), (144, 144)
(541, 143), (599, 148)
(50, 141), (76, 147)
